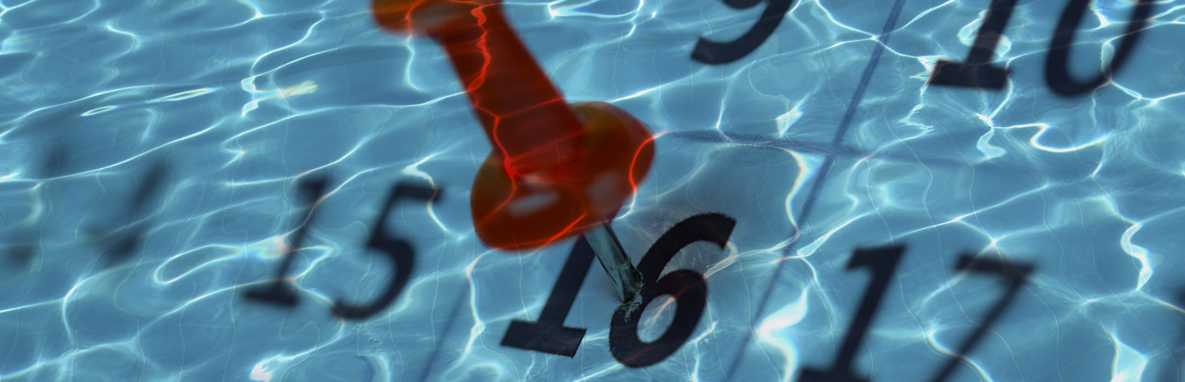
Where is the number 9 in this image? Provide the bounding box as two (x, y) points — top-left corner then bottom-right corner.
(692, 0), (794, 64)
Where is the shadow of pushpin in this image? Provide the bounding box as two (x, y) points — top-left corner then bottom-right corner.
(372, 0), (656, 251)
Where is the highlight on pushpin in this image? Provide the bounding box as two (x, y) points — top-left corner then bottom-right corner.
(372, 0), (656, 251)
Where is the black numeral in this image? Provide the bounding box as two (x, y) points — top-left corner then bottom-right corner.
(928, 0), (1018, 89)
(242, 176), (329, 307)
(89, 161), (170, 265)
(799, 245), (905, 382)
(692, 0), (794, 64)
(931, 0), (1154, 94)
(500, 237), (597, 357)
(929, 255), (1033, 382)
(609, 213), (736, 367)
(1044, 0), (1153, 96)
(4, 145), (67, 267)
(500, 213), (737, 364)
(331, 181), (439, 320)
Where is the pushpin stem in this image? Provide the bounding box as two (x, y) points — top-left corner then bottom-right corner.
(429, 6), (585, 175)
(583, 224), (643, 302)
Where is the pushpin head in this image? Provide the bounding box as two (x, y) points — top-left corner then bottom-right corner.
(370, 1), (657, 251)
(470, 102), (655, 250)
(372, 0), (498, 35)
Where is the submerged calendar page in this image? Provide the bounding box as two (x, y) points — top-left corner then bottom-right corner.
(2, 0), (1184, 380)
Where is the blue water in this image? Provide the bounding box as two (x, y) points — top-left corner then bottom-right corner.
(2, 0), (1185, 380)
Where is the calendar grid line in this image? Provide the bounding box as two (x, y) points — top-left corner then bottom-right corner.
(722, 0), (909, 379)
(416, 289), (469, 381)
(666, 130), (972, 168)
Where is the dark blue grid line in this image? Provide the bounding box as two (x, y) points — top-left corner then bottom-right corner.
(417, 289), (469, 382)
(667, 130), (971, 168)
(722, 0), (909, 380)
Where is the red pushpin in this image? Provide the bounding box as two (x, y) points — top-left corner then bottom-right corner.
(372, 0), (655, 253)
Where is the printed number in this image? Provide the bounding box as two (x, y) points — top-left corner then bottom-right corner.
(1044, 0), (1154, 96)
(242, 176), (329, 307)
(799, 245), (905, 382)
(928, 0), (1019, 89)
(692, 0), (794, 64)
(501, 213), (737, 366)
(90, 161), (170, 265)
(1158, 290), (1185, 382)
(930, 0), (1153, 95)
(500, 236), (598, 357)
(929, 255), (1033, 382)
(798, 247), (1034, 382)
(610, 213), (736, 367)
(331, 181), (439, 320)
(4, 145), (68, 267)
(242, 179), (438, 321)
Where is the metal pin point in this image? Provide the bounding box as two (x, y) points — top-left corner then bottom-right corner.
(583, 224), (644, 303)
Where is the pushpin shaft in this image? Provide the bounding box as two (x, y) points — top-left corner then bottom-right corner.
(584, 224), (643, 302)
(427, 6), (585, 175)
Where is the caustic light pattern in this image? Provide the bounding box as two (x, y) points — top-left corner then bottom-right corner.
(1, 0), (1185, 381)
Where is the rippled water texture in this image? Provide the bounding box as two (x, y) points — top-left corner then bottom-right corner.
(2, 0), (1185, 380)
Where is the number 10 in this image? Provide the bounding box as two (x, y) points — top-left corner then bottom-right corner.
(929, 0), (1153, 96)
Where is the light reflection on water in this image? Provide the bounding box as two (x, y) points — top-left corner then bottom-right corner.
(1, 0), (1184, 381)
